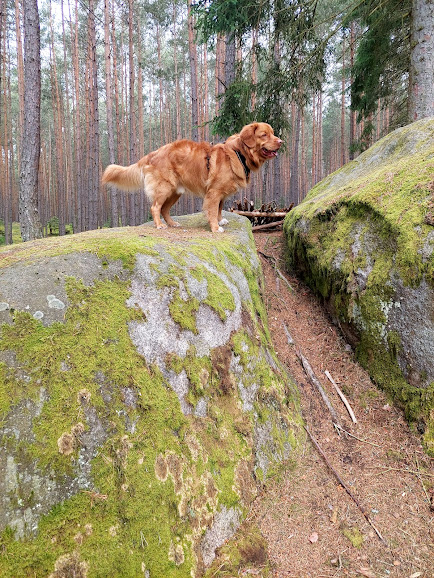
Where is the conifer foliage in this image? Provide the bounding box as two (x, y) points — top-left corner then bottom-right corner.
(0, 0), (432, 242)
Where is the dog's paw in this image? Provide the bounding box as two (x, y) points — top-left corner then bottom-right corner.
(169, 221), (181, 228)
(156, 223), (168, 229)
(219, 218), (229, 226)
(217, 226), (225, 233)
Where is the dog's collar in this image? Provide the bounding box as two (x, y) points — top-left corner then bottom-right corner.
(235, 151), (250, 179)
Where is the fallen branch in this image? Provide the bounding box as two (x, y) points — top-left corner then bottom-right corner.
(334, 424), (381, 448)
(325, 370), (357, 424)
(304, 426), (387, 544)
(282, 321), (294, 345)
(231, 210), (289, 218)
(252, 219), (285, 231)
(296, 349), (341, 427)
(258, 250), (294, 293)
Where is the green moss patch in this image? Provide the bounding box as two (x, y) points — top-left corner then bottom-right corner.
(0, 219), (301, 576)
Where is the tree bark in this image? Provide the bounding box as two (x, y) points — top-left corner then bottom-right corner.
(188, 0), (199, 140)
(87, 0), (100, 230)
(225, 32), (236, 89)
(19, 0), (43, 241)
(341, 33), (346, 167)
(289, 104), (301, 205)
(104, 0), (118, 228)
(408, 0), (434, 121)
(349, 22), (356, 160)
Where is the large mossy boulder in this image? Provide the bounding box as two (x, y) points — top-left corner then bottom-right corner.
(284, 118), (434, 451)
(0, 212), (301, 577)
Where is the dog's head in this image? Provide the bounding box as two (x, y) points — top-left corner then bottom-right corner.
(239, 122), (282, 166)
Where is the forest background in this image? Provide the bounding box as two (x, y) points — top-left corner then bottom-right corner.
(0, 0), (430, 243)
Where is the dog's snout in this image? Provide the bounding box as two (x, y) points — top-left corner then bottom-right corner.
(276, 138), (283, 145)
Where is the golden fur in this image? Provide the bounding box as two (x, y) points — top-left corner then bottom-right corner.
(102, 122), (282, 233)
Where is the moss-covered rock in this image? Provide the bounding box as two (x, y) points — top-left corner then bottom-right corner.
(0, 212), (301, 577)
(284, 118), (434, 452)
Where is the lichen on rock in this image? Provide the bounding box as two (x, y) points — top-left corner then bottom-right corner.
(0, 212), (301, 577)
(284, 118), (434, 452)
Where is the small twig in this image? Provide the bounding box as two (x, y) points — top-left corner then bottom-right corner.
(258, 250), (294, 293)
(282, 321), (294, 345)
(304, 426), (387, 544)
(367, 465), (434, 478)
(415, 456), (433, 507)
(296, 348), (341, 428)
(140, 531), (148, 549)
(334, 424), (382, 448)
(81, 490), (108, 507)
(325, 370), (357, 423)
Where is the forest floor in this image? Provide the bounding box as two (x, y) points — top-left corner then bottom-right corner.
(248, 230), (433, 578)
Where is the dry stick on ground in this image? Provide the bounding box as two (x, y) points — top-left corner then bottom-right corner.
(258, 250), (294, 293)
(304, 426), (387, 545)
(296, 348), (342, 428)
(251, 219), (285, 231)
(334, 424), (382, 448)
(282, 321), (294, 345)
(325, 369), (358, 424)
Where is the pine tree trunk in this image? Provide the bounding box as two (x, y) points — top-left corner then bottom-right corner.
(49, 5), (66, 235)
(215, 33), (225, 121)
(202, 44), (209, 142)
(87, 0), (100, 230)
(173, 2), (182, 140)
(2, 2), (12, 244)
(251, 27), (258, 110)
(188, 0), (199, 140)
(408, 0), (434, 121)
(300, 107), (307, 202)
(19, 0), (43, 241)
(341, 34), (346, 167)
(349, 22), (356, 160)
(317, 90), (323, 182)
(128, 0), (136, 162)
(311, 94), (316, 188)
(225, 32), (236, 89)
(60, 0), (73, 232)
(289, 105), (301, 205)
(14, 0), (24, 170)
(72, 0), (83, 231)
(104, 0), (118, 227)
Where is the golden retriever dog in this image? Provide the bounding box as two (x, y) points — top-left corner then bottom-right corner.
(102, 122), (282, 233)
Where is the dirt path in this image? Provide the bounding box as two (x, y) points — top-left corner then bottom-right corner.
(251, 231), (433, 578)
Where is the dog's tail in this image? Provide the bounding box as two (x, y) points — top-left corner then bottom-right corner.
(102, 162), (144, 191)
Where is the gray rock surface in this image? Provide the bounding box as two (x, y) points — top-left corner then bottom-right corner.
(0, 213), (301, 577)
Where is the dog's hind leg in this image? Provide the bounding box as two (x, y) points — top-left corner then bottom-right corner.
(146, 172), (177, 229)
(161, 192), (182, 227)
(150, 198), (167, 229)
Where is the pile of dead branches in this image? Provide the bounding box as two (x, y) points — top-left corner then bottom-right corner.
(230, 198), (293, 231)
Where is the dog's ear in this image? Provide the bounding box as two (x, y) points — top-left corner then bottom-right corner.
(240, 123), (258, 148)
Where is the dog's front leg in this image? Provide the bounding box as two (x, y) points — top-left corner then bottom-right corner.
(203, 191), (225, 232)
(218, 199), (229, 226)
